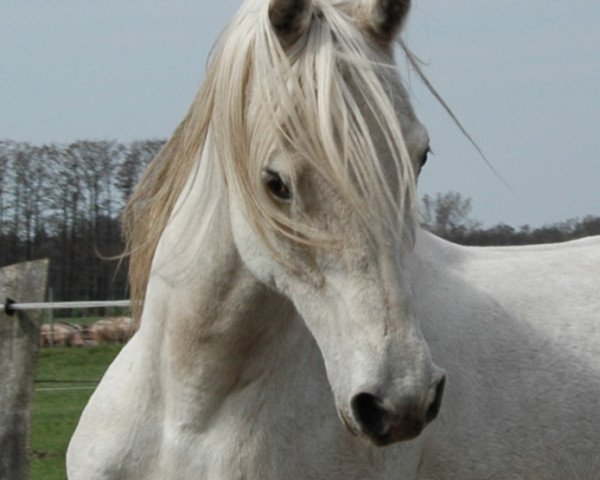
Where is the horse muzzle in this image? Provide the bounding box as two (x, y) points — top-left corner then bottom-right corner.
(347, 373), (446, 446)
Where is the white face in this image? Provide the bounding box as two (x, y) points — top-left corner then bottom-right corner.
(230, 149), (444, 445)
(229, 108), (444, 448)
(228, 0), (444, 447)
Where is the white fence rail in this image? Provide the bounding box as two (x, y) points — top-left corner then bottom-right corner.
(2, 300), (130, 315)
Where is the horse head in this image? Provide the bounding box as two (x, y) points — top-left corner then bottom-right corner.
(224, 0), (445, 446)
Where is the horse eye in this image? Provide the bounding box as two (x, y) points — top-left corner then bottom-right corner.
(264, 170), (292, 201)
(421, 147), (431, 167)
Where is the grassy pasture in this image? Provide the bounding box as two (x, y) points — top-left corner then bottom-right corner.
(31, 345), (122, 480)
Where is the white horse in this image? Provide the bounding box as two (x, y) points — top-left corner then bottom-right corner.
(67, 0), (600, 478)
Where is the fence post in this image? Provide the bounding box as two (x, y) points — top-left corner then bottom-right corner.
(0, 259), (49, 480)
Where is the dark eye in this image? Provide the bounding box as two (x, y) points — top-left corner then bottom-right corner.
(264, 170), (292, 201)
(421, 147), (431, 167)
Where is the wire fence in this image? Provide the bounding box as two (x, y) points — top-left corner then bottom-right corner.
(1, 299), (131, 314)
(2, 299), (135, 349)
(11, 300), (133, 390)
(35, 385), (98, 392)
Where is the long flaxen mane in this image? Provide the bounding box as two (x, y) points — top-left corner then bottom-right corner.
(124, 0), (419, 323)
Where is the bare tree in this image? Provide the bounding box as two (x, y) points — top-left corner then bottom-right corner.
(116, 140), (163, 206)
(45, 144), (84, 299)
(421, 191), (480, 237)
(0, 142), (11, 237)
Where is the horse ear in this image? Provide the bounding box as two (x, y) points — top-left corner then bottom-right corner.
(268, 0), (313, 47)
(360, 0), (411, 42)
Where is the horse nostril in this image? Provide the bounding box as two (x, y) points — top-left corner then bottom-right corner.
(425, 375), (446, 424)
(351, 392), (385, 437)
(349, 377), (446, 445)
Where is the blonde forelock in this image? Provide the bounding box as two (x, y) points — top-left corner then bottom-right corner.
(125, 0), (419, 324)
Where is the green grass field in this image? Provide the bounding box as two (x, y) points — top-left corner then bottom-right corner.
(31, 345), (122, 480)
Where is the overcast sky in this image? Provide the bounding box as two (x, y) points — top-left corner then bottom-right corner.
(2, 0), (599, 227)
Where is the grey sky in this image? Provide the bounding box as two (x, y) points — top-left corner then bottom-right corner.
(2, 0), (599, 227)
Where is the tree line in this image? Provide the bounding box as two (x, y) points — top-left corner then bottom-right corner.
(0, 140), (163, 302)
(0, 141), (597, 303)
(421, 191), (600, 245)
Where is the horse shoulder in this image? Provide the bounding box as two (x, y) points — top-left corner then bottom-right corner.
(67, 332), (162, 479)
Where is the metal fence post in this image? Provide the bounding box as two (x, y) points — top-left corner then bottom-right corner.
(0, 259), (49, 480)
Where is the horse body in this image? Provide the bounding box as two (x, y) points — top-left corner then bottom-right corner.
(415, 232), (600, 479)
(67, 0), (600, 478)
(68, 226), (600, 479)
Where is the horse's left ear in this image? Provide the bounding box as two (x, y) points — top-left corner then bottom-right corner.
(269, 0), (313, 47)
(359, 0), (411, 43)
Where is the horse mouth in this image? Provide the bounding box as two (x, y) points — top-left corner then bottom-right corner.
(362, 419), (426, 446)
(339, 407), (425, 446)
(365, 418), (426, 446)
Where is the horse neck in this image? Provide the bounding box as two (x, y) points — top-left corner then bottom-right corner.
(138, 145), (300, 426)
